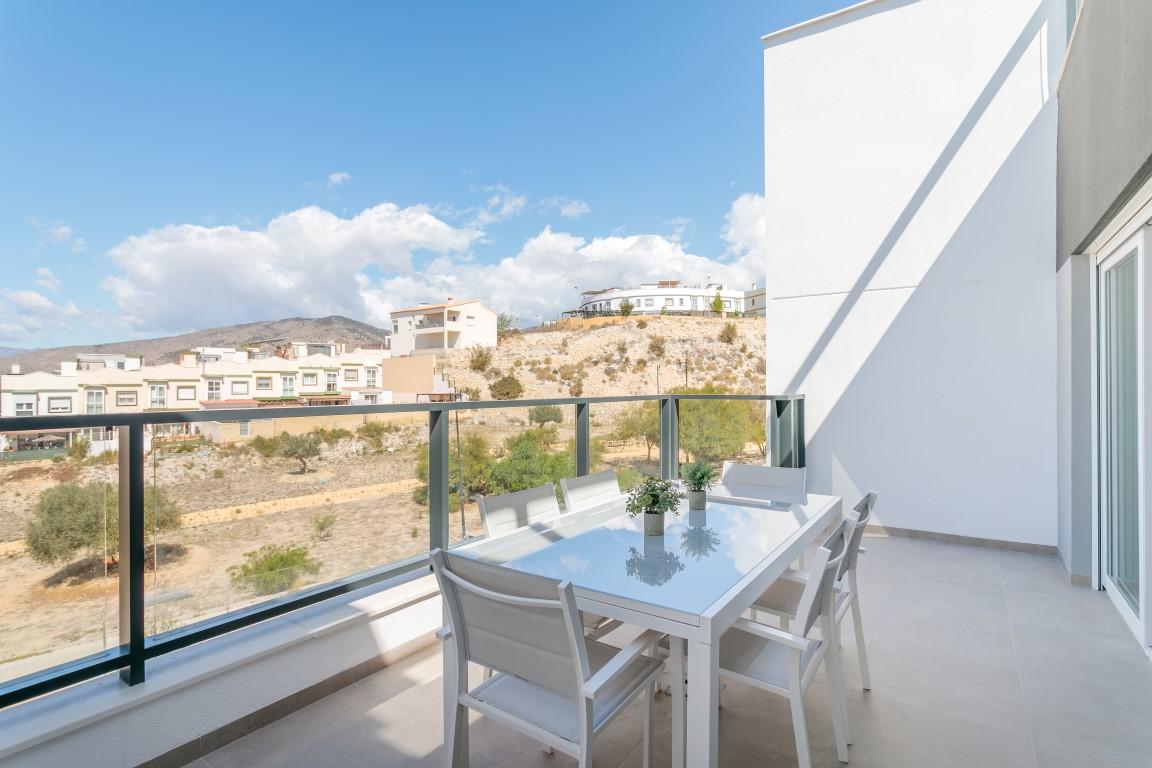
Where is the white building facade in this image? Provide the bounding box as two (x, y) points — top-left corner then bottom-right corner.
(389, 299), (497, 355)
(578, 281), (749, 315)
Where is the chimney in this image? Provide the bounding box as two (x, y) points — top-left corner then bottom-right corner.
(9, 364), (20, 374)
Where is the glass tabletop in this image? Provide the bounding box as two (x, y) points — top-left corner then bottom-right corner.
(455, 494), (833, 619)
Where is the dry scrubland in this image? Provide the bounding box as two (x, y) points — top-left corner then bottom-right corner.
(0, 315), (765, 681)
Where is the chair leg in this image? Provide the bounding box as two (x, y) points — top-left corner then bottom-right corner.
(825, 642), (851, 761)
(787, 664), (813, 768)
(444, 702), (469, 768)
(642, 687), (655, 768)
(851, 596), (872, 691)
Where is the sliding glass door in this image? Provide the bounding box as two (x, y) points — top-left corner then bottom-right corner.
(1098, 230), (1149, 644)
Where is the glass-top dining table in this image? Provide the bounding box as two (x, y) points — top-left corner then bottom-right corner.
(447, 491), (843, 768)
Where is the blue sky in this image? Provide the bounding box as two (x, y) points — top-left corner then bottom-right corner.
(0, 0), (856, 347)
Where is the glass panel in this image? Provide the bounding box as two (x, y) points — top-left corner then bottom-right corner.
(677, 396), (767, 471)
(143, 414), (428, 638)
(591, 401), (660, 490)
(447, 406), (577, 544)
(1104, 253), (1140, 612)
(0, 433), (121, 684)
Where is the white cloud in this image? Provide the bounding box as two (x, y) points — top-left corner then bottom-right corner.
(35, 267), (61, 292)
(96, 193), (767, 335)
(26, 216), (85, 251)
(0, 288), (82, 336)
(540, 196), (591, 219)
(469, 184), (527, 227)
(327, 171), (352, 188)
(665, 217), (694, 243)
(101, 203), (482, 333)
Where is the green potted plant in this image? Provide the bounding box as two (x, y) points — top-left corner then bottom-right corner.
(626, 477), (685, 535)
(681, 461), (718, 511)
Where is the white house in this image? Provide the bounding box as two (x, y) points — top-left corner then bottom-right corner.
(578, 281), (748, 315)
(388, 299), (497, 355)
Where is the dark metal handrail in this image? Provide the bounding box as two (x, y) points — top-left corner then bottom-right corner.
(0, 393), (804, 709)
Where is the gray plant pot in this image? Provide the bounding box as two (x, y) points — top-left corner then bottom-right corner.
(687, 490), (707, 510)
(644, 511), (665, 536)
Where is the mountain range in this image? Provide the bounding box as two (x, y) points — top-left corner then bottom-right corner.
(1, 316), (391, 375)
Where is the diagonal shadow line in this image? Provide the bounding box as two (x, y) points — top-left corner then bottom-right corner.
(783, 1), (1051, 394)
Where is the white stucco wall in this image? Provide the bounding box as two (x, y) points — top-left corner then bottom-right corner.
(764, 0), (1065, 545)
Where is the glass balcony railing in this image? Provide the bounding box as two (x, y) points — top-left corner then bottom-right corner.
(0, 392), (804, 709)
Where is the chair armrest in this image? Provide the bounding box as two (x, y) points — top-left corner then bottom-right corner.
(582, 629), (665, 698)
(730, 618), (809, 651)
(436, 626), (452, 641)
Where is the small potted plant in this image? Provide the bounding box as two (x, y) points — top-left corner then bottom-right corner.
(626, 477), (685, 535)
(681, 461), (718, 511)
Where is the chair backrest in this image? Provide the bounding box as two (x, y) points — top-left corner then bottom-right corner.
(719, 462), (807, 493)
(431, 549), (587, 698)
(477, 483), (562, 538)
(839, 492), (877, 580)
(559, 469), (624, 514)
(793, 520), (848, 636)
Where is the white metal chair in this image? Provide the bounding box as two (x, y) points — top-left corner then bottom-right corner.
(717, 521), (852, 768)
(559, 469), (624, 514)
(750, 492), (876, 694)
(712, 461), (807, 502)
(475, 483), (618, 644)
(476, 483), (562, 539)
(432, 549), (665, 768)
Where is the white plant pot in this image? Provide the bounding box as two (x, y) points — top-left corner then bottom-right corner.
(644, 511), (665, 536)
(687, 490), (707, 510)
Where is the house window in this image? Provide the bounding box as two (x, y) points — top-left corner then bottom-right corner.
(149, 385), (167, 409)
(327, 372), (339, 390)
(206, 380), (222, 401)
(723, 300), (732, 309)
(343, 369), (357, 382)
(282, 376), (296, 396)
(363, 394), (378, 404)
(116, 391), (137, 407)
(239, 421), (251, 437)
(679, 298), (685, 306)
(177, 385), (196, 401)
(302, 372), (318, 387)
(48, 397), (72, 413)
(366, 368), (378, 387)
(14, 401), (34, 416)
(665, 298), (674, 307)
(256, 377), (273, 391)
(86, 390), (104, 415)
(231, 380), (249, 396)
(645, 298), (654, 307)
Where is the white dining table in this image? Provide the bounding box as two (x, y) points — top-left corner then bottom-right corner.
(447, 491), (842, 768)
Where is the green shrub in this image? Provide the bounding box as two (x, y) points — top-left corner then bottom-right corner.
(469, 346), (493, 372)
(489, 374), (524, 401)
(647, 335), (666, 358)
(279, 432), (322, 473)
(619, 300), (634, 317)
(228, 544), (321, 595)
(636, 319), (648, 329)
(250, 434), (282, 457)
(313, 427), (351, 445)
(212, 468), (225, 479)
(718, 322), (738, 344)
(311, 510), (336, 542)
(67, 437), (91, 462)
(528, 404), (563, 427)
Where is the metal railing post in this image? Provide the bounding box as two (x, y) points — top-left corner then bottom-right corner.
(428, 408), (450, 550)
(659, 397), (680, 480)
(575, 402), (590, 476)
(768, 398), (806, 468)
(119, 423), (145, 685)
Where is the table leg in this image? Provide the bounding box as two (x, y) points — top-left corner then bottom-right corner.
(686, 638), (719, 767)
(670, 636), (686, 768)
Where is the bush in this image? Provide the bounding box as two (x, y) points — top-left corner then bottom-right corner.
(313, 427), (351, 445)
(228, 544), (321, 596)
(250, 434), (282, 457)
(489, 374), (524, 400)
(619, 300), (634, 317)
(311, 510), (336, 542)
(528, 404), (563, 427)
(718, 322), (738, 344)
(710, 293), (724, 314)
(648, 335), (667, 358)
(67, 437), (91, 462)
(497, 313), (518, 340)
(279, 432), (322, 473)
(212, 468), (225, 479)
(469, 346), (493, 372)
(636, 319), (648, 329)
(25, 483), (181, 565)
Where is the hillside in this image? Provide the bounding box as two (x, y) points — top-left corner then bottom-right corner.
(438, 315), (766, 401)
(4, 315), (391, 374)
